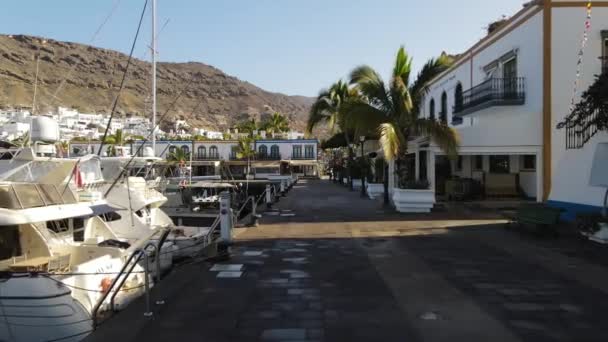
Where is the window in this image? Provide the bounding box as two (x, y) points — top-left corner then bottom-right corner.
(293, 145), (302, 159)
(47, 219), (70, 234)
(474, 155), (483, 171)
(0, 225), (21, 260)
(489, 156), (510, 174)
(99, 212), (122, 222)
(168, 146), (177, 156)
(73, 218), (85, 242)
(429, 98), (435, 120)
(602, 31), (608, 72)
(230, 146), (239, 159)
(181, 145), (190, 155)
(197, 146), (206, 159)
(440, 92), (448, 124)
(454, 83), (463, 113)
(521, 155), (536, 171)
(456, 156), (463, 171)
(209, 146), (218, 159)
(305, 145), (314, 159)
(259, 145), (268, 157)
(270, 145), (280, 158)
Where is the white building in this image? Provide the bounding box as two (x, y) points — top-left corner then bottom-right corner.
(397, 0), (608, 219)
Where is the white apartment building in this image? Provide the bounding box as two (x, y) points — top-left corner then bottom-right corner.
(397, 0), (608, 219)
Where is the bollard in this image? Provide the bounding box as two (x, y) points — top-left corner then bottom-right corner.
(219, 191), (233, 245)
(143, 250), (153, 318)
(280, 180), (286, 196)
(265, 184), (272, 209)
(249, 196), (259, 227)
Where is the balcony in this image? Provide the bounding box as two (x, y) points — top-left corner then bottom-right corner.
(453, 77), (526, 116)
(292, 155), (315, 160)
(194, 155), (221, 161)
(257, 154), (282, 161)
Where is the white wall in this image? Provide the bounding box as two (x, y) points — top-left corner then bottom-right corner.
(550, 6), (608, 208)
(424, 8), (543, 149)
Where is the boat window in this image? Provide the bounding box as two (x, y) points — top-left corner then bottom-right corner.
(0, 184), (21, 209)
(73, 218), (85, 242)
(13, 184), (45, 208)
(99, 212), (122, 222)
(0, 225), (21, 260)
(47, 219), (70, 234)
(39, 184), (63, 204)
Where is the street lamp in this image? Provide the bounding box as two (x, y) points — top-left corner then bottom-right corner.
(359, 136), (366, 197)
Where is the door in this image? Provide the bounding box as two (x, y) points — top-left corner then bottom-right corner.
(502, 58), (517, 98)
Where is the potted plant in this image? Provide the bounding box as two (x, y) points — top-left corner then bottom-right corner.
(392, 166), (435, 213)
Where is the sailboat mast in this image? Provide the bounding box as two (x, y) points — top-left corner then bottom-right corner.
(151, 0), (157, 153)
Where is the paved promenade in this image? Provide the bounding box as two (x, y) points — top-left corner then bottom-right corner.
(87, 179), (608, 342)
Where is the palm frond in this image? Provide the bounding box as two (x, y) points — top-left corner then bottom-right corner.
(349, 66), (392, 113)
(412, 118), (460, 159)
(378, 122), (405, 161)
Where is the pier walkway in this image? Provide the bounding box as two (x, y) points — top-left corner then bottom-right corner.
(87, 179), (608, 342)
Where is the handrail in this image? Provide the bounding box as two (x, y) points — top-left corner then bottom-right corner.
(92, 228), (171, 329)
(92, 248), (144, 329)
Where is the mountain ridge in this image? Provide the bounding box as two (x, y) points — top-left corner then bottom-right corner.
(0, 34), (315, 133)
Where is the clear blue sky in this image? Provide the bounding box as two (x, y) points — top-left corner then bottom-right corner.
(0, 0), (525, 97)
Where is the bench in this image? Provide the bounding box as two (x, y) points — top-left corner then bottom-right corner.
(506, 205), (564, 237)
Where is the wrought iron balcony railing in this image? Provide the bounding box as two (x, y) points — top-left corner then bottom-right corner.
(292, 155), (316, 160)
(195, 155), (221, 160)
(565, 105), (606, 149)
(453, 77), (526, 116)
(257, 154), (282, 161)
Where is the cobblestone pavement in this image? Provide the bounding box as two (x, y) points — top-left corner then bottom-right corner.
(87, 179), (608, 342)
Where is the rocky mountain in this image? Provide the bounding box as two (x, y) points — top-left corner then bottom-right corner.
(0, 34), (315, 133)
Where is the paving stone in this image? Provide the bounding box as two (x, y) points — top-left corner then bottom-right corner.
(258, 311), (281, 319)
(307, 328), (324, 339)
(559, 304), (584, 314)
(288, 289), (304, 295)
(299, 319), (323, 328)
(297, 311), (322, 319)
(261, 328), (306, 340)
(509, 320), (548, 331)
(503, 302), (546, 311)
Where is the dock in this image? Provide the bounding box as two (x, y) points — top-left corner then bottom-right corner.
(87, 179), (608, 342)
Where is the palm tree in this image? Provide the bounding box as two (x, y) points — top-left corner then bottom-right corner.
(346, 47), (459, 202)
(236, 136), (256, 193)
(263, 112), (290, 135)
(235, 119), (259, 134)
(168, 147), (190, 163)
(307, 80), (360, 190)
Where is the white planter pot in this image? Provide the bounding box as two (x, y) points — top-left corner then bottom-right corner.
(366, 183), (384, 200)
(392, 188), (435, 213)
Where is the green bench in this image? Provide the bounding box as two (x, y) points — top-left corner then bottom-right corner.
(506, 205), (564, 237)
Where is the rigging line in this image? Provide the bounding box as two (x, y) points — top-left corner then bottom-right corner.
(103, 73), (199, 198)
(140, 18), (170, 61)
(98, 0), (149, 156)
(41, 0), (124, 109)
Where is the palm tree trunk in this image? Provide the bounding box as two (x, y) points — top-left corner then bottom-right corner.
(344, 132), (354, 191)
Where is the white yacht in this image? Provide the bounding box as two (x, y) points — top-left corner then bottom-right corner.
(99, 156), (218, 260)
(0, 162), (156, 342)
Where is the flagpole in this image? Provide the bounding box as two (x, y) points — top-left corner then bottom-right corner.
(151, 0), (157, 154)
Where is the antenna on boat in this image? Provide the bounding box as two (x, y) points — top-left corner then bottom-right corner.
(151, 0), (157, 155)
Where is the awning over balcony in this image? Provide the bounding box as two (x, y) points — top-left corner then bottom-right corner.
(288, 160), (318, 166)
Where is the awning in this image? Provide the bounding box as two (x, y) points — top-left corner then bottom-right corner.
(190, 161), (219, 166)
(252, 161), (281, 168)
(289, 160), (318, 166)
(224, 160), (248, 166)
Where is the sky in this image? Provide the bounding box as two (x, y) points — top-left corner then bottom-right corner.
(0, 0), (525, 97)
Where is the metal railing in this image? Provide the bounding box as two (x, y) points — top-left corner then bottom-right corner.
(256, 154), (282, 161)
(565, 105), (606, 149)
(194, 155), (221, 161)
(292, 155), (315, 160)
(453, 77), (526, 115)
(92, 228), (170, 329)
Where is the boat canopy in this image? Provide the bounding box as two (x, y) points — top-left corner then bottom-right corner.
(0, 182), (78, 209)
